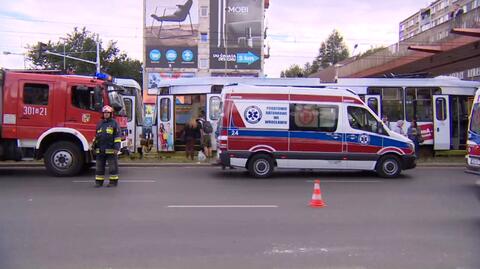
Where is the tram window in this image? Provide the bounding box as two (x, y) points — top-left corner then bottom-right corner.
(405, 87), (439, 121)
(209, 96), (221, 120)
(382, 87), (403, 122)
(435, 98), (447, 121)
(160, 98), (170, 122)
(368, 87), (403, 122)
(367, 97), (379, 114)
(124, 98), (133, 122)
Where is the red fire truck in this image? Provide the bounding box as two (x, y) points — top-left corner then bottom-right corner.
(0, 69), (128, 176)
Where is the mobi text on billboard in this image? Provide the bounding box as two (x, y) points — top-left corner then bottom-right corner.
(209, 0), (263, 70)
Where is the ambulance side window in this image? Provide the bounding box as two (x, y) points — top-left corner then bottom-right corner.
(24, 83), (49, 105)
(290, 104), (338, 132)
(348, 106), (387, 135)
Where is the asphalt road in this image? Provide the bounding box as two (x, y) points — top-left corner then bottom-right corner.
(0, 166), (479, 269)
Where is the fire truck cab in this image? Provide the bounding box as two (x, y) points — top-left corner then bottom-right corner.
(0, 70), (128, 176)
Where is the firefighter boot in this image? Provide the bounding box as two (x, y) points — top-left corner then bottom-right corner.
(107, 180), (118, 187)
(107, 175), (119, 187)
(95, 180), (104, 188)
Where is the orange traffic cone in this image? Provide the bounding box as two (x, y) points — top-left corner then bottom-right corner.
(310, 180), (325, 208)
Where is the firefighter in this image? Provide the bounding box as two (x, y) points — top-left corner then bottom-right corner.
(92, 105), (121, 187)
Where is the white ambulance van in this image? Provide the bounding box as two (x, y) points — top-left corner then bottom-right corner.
(217, 85), (416, 178)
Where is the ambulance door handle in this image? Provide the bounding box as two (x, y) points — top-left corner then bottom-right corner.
(67, 118), (78, 122)
(331, 134), (341, 139)
(20, 116), (30, 120)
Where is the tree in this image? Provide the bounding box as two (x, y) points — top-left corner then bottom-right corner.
(357, 46), (387, 59)
(279, 29), (349, 77)
(26, 27), (142, 84)
(315, 29), (349, 69)
(280, 64), (305, 78)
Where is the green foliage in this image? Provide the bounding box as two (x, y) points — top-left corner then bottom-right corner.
(315, 29), (350, 69)
(26, 27), (142, 84)
(357, 46), (387, 59)
(280, 64), (305, 78)
(280, 29), (350, 77)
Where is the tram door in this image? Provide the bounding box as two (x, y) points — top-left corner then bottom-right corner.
(157, 96), (174, 152)
(122, 96), (136, 153)
(433, 95), (450, 150)
(206, 94), (222, 150)
(365, 95), (382, 116)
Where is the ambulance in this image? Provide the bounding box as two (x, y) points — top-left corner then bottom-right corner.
(217, 85), (416, 178)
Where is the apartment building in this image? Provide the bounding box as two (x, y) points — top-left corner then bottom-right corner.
(399, 0), (480, 81)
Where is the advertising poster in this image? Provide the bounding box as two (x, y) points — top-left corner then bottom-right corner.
(148, 72), (196, 90)
(145, 0), (198, 68)
(209, 0), (263, 70)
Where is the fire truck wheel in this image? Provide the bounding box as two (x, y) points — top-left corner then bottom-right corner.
(376, 155), (401, 178)
(248, 154), (274, 178)
(44, 141), (84, 177)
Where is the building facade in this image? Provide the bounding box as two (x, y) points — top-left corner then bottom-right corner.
(399, 0), (477, 41)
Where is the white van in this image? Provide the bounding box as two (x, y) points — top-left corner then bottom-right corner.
(217, 85), (416, 178)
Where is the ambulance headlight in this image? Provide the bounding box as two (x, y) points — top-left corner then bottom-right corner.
(408, 142), (415, 153)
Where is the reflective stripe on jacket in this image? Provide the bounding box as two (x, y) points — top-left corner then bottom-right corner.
(93, 118), (121, 154)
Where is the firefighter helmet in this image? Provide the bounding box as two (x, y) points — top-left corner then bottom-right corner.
(102, 105), (114, 113)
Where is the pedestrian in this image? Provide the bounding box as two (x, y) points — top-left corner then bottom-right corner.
(201, 120), (214, 160)
(393, 120), (406, 136)
(407, 119), (423, 158)
(92, 105), (121, 187)
(183, 118), (200, 160)
(381, 115), (390, 129)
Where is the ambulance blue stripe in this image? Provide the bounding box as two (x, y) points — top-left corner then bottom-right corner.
(227, 129), (409, 149)
(290, 132), (340, 142)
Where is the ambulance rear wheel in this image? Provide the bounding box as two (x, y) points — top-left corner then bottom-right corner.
(248, 154), (274, 178)
(45, 141), (84, 177)
(376, 155), (401, 178)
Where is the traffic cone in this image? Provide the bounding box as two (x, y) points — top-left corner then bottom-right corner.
(310, 180), (325, 208)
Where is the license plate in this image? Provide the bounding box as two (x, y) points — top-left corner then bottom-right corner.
(471, 158), (480, 166)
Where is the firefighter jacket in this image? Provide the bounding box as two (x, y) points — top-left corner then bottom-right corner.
(93, 118), (121, 154)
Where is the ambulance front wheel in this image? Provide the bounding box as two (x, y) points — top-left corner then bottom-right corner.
(248, 154), (274, 178)
(376, 155), (401, 178)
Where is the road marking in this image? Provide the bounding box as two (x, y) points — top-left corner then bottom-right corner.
(72, 180), (156, 183)
(306, 180), (381, 183)
(167, 205), (278, 208)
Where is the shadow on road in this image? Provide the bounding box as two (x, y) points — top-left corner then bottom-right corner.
(211, 168), (413, 182)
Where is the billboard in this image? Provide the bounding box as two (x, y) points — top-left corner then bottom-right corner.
(209, 0), (263, 70)
(145, 0), (198, 68)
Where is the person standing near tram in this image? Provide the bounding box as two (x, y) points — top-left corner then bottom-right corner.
(92, 105), (122, 187)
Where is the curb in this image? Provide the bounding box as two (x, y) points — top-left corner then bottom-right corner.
(0, 162), (217, 168)
(0, 162), (466, 168)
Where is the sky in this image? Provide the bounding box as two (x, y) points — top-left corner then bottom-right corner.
(0, 0), (431, 78)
